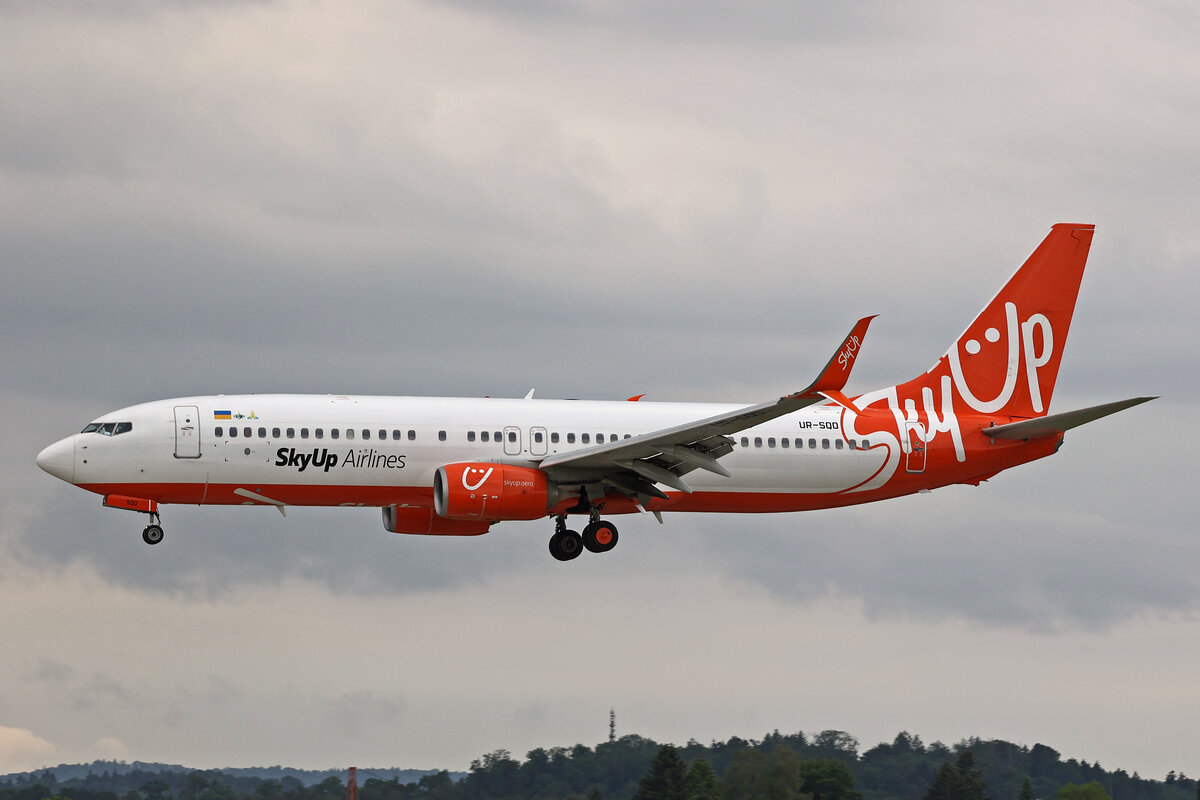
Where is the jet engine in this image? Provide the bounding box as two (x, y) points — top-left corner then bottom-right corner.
(434, 463), (554, 521)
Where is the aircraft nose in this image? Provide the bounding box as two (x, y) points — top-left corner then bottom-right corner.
(37, 436), (75, 483)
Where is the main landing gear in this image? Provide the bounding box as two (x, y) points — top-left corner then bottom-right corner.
(548, 511), (619, 562)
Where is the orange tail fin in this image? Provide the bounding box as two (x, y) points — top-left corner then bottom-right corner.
(906, 223), (1095, 419)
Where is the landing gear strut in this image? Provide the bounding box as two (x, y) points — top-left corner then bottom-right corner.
(548, 511), (619, 561)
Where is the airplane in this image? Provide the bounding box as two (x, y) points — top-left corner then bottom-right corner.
(37, 223), (1154, 561)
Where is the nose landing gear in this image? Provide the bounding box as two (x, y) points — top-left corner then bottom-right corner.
(101, 494), (165, 545)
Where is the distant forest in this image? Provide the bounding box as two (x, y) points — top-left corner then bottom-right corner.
(2, 730), (1197, 800)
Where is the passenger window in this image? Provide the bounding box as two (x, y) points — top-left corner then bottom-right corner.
(377, 429), (386, 440)
(272, 427), (281, 438)
(392, 430), (401, 440)
(215, 426), (223, 437)
(300, 428), (309, 439)
(740, 437), (749, 447)
(468, 431), (476, 442)
(331, 429), (339, 440)
(438, 430), (447, 442)
(848, 439), (857, 450)
(362, 429), (370, 440)
(581, 433), (590, 444)
(822, 439), (830, 449)
(409, 430), (417, 441)
(114, 422), (132, 435)
(229, 427), (238, 438)
(862, 439), (870, 449)
(624, 434), (631, 439)
(258, 427), (267, 438)
(346, 429), (355, 440)
(551, 432), (560, 444)
(507, 431), (516, 443)
(534, 431), (543, 443)
(781, 438), (789, 448)
(809, 438), (817, 449)
(567, 433), (576, 444)
(754, 437), (762, 447)
(315, 429), (324, 440)
(768, 438), (776, 448)
(835, 439), (844, 450)
(481, 431), (490, 442)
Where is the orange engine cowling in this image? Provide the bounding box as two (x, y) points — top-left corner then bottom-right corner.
(382, 505), (491, 536)
(434, 463), (553, 521)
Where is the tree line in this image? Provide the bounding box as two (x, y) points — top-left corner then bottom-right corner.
(2, 730), (1196, 800)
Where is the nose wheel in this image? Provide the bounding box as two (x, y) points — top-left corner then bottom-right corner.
(142, 524), (164, 545)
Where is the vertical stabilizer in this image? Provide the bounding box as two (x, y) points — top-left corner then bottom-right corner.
(906, 223), (1095, 419)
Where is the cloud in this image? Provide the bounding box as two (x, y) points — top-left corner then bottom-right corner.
(0, 726), (56, 774)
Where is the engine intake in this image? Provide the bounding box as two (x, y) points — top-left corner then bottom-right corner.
(434, 463), (553, 521)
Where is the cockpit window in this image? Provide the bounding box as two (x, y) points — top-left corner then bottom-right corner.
(82, 421), (132, 435)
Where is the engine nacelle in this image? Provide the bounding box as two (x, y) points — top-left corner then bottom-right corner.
(382, 505), (491, 536)
(434, 463), (553, 521)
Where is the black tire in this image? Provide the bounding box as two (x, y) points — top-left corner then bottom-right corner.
(142, 525), (164, 545)
(582, 520), (619, 553)
(549, 530), (583, 561)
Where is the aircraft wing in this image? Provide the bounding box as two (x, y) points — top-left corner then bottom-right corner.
(985, 396), (1156, 441)
(537, 316), (875, 500)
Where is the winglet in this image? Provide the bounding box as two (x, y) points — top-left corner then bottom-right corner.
(791, 315), (876, 398)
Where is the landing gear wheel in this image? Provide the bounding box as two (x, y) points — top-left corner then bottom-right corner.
(142, 524), (164, 545)
(549, 530), (583, 561)
(583, 520), (619, 553)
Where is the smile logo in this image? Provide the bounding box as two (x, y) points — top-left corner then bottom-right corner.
(462, 467), (494, 491)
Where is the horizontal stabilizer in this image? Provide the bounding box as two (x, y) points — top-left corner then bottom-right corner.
(986, 397), (1156, 441)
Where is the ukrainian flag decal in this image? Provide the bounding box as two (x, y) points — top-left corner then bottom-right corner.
(214, 410), (232, 420)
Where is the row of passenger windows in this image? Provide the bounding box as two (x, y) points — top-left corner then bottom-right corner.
(211, 425), (869, 452)
(81, 422), (132, 436)
(466, 430), (629, 444)
(216, 426), (417, 441)
(739, 436), (870, 451)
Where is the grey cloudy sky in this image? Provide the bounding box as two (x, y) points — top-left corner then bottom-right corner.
(3, 0), (1199, 782)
